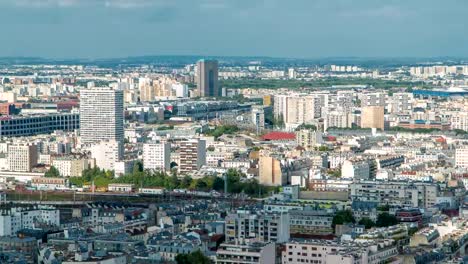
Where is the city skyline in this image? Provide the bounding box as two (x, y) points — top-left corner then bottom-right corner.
(0, 0), (467, 59)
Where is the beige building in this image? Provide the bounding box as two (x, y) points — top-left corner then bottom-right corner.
(7, 144), (38, 172)
(216, 242), (275, 264)
(138, 77), (154, 102)
(361, 106), (384, 130)
(259, 154), (286, 186)
(455, 147), (468, 168)
(274, 94), (321, 128)
(295, 129), (323, 150)
(324, 111), (353, 130)
(52, 156), (89, 177)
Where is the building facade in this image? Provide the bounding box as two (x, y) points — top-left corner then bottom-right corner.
(196, 60), (219, 97)
(80, 87), (124, 145)
(143, 142), (171, 171)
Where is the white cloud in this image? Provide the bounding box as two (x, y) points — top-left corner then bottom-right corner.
(3, 0), (170, 9)
(11, 0), (81, 8)
(103, 0), (160, 9)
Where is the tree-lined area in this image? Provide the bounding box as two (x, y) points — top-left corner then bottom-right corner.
(68, 167), (276, 198)
(220, 78), (428, 89)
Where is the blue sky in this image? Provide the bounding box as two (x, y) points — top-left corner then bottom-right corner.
(0, 0), (467, 58)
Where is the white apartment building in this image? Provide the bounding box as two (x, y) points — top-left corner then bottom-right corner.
(341, 159), (370, 179)
(282, 239), (397, 264)
(225, 210), (290, 243)
(455, 147), (468, 168)
(350, 180), (438, 208)
(52, 156), (89, 177)
(360, 92), (387, 107)
(324, 111), (351, 130)
(114, 159), (135, 176)
(0, 206), (60, 236)
(389, 92), (414, 114)
(289, 209), (334, 236)
(251, 105), (266, 130)
(7, 144), (38, 172)
(216, 242), (275, 264)
(206, 152), (225, 167)
(90, 140), (123, 171)
(450, 112), (468, 131)
(80, 87), (124, 145)
(274, 94), (321, 128)
(295, 129), (323, 150)
(143, 142), (171, 171)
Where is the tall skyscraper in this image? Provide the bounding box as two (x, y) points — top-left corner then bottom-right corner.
(196, 59), (219, 97)
(80, 87), (124, 145)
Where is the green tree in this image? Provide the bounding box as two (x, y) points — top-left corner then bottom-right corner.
(175, 250), (211, 264)
(196, 180), (208, 190)
(358, 217), (375, 229)
(295, 124), (317, 131)
(332, 210), (355, 229)
(133, 160), (143, 175)
(45, 166), (61, 178)
(377, 204), (390, 212)
(204, 125), (239, 138)
(213, 177), (225, 192)
(69, 177), (84, 187)
(317, 146), (330, 152)
(180, 176), (193, 189)
(376, 212), (398, 227)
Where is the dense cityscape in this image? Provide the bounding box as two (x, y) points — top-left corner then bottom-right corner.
(0, 56), (465, 264)
(0, 0), (467, 264)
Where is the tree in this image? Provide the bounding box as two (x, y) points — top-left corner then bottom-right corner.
(377, 204), (390, 212)
(175, 250), (211, 264)
(317, 146), (329, 152)
(376, 212), (398, 227)
(295, 123), (317, 131)
(213, 177), (225, 192)
(45, 166), (61, 178)
(132, 160), (143, 175)
(332, 210), (355, 229)
(180, 176), (193, 189)
(358, 217), (375, 229)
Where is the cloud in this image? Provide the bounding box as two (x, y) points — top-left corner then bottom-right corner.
(103, 0), (163, 9)
(11, 0), (80, 8)
(1, 0), (170, 9)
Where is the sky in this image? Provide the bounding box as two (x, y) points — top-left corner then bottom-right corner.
(0, 0), (467, 59)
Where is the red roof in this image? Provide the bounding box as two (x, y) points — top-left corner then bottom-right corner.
(262, 132), (296, 141)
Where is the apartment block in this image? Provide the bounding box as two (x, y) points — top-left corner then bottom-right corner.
(143, 142), (171, 171)
(225, 210), (290, 243)
(7, 143), (38, 172)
